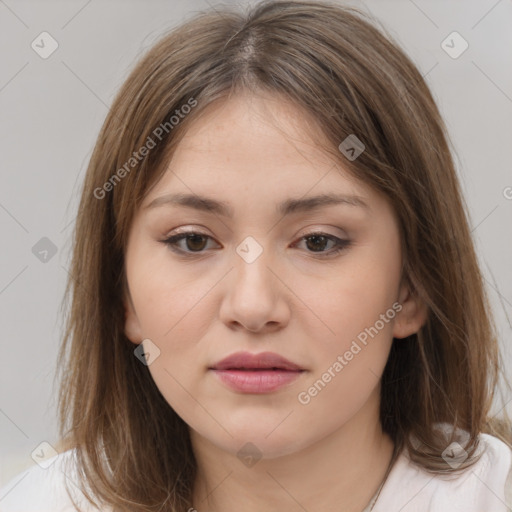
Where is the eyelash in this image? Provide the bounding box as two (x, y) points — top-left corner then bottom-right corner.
(160, 231), (351, 258)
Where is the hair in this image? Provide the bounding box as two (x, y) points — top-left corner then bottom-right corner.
(55, 0), (512, 510)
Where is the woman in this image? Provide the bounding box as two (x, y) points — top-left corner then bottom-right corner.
(1, 1), (511, 511)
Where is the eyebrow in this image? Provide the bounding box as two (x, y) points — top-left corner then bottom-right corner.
(144, 192), (369, 217)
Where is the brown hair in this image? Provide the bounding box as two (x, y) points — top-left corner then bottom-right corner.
(55, 1), (511, 510)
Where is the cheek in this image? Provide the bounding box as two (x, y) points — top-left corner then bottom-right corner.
(293, 238), (400, 411)
(128, 246), (215, 343)
(293, 274), (397, 436)
(298, 244), (401, 351)
(129, 265), (219, 427)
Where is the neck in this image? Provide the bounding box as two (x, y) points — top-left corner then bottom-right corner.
(190, 391), (395, 512)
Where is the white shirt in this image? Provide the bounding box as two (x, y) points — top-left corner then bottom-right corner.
(366, 432), (512, 512)
(0, 448), (110, 512)
(1, 433), (511, 511)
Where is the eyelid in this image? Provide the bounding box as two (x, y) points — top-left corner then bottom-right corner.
(295, 224), (348, 239)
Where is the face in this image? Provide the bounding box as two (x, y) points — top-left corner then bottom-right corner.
(123, 91), (425, 459)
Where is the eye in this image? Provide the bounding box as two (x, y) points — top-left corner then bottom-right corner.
(293, 232), (351, 258)
(160, 230), (351, 257)
(161, 231), (219, 254)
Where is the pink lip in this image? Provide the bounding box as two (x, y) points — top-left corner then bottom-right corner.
(209, 351), (305, 393)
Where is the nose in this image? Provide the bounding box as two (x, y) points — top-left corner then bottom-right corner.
(218, 246), (290, 334)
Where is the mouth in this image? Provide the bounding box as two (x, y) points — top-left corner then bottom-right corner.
(209, 351), (305, 393)
(219, 367), (300, 371)
(210, 351), (304, 371)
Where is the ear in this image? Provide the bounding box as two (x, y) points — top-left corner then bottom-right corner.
(392, 278), (428, 339)
(124, 292), (143, 345)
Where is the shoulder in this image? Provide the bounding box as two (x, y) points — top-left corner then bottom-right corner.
(375, 431), (512, 512)
(0, 449), (109, 512)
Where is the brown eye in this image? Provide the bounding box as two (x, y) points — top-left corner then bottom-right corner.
(304, 235), (331, 252)
(294, 232), (351, 258)
(162, 232), (218, 254)
(184, 234), (208, 251)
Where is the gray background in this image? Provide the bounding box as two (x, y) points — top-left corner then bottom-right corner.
(1, 0), (511, 490)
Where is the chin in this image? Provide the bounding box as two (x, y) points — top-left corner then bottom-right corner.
(202, 423), (312, 462)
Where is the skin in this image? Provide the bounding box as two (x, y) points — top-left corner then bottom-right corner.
(124, 90), (427, 512)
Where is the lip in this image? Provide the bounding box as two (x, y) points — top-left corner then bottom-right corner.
(211, 351), (303, 371)
(209, 351), (305, 394)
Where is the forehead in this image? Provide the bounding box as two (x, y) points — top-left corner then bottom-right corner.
(176, 91), (331, 159)
(142, 91), (371, 206)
